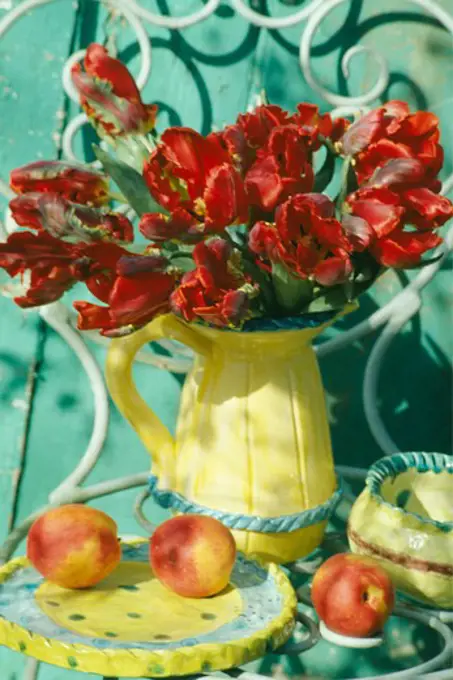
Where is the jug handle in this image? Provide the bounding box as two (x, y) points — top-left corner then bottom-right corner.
(105, 314), (212, 482)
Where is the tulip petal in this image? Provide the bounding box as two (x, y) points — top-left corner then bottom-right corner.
(139, 209), (200, 242)
(71, 45), (157, 140)
(245, 155), (284, 211)
(366, 158), (426, 189)
(401, 187), (453, 227)
(108, 272), (175, 327)
(74, 301), (115, 331)
(342, 214), (373, 250)
(161, 127), (230, 199)
(313, 256), (352, 286)
(371, 230), (442, 267)
(10, 160), (109, 206)
(204, 163), (249, 229)
(342, 109), (386, 156)
(348, 188), (404, 238)
(237, 105), (292, 148)
(84, 43), (142, 102)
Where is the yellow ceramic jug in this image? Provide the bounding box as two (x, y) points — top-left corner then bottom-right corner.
(106, 313), (341, 563)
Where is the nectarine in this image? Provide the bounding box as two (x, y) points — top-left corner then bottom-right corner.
(150, 515), (236, 598)
(27, 505), (121, 589)
(311, 553), (395, 637)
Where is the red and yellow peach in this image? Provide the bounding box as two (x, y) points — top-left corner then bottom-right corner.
(27, 504), (121, 589)
(150, 515), (236, 598)
(311, 553), (395, 637)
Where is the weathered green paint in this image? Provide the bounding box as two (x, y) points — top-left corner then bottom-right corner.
(0, 1), (452, 678)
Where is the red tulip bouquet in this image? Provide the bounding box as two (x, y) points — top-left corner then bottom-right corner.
(1, 43), (451, 336)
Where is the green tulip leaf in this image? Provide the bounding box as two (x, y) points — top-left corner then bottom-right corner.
(93, 146), (168, 217)
(272, 263), (314, 314)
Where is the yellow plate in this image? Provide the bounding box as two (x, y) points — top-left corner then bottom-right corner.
(0, 540), (296, 677)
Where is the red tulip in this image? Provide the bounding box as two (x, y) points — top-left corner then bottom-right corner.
(139, 208), (201, 243)
(192, 239), (242, 290)
(214, 104), (349, 175)
(245, 126), (314, 211)
(0, 232), (125, 308)
(0, 231), (81, 304)
(0, 223), (175, 332)
(10, 161), (109, 206)
(345, 183), (449, 267)
(340, 101), (444, 186)
(364, 158), (426, 189)
(341, 109), (387, 156)
(370, 229), (442, 268)
(341, 215), (373, 251)
(75, 270), (175, 335)
(71, 43), (157, 139)
(9, 193), (134, 244)
(8, 194), (44, 230)
(400, 187), (453, 230)
(248, 220), (281, 262)
(313, 256), (353, 287)
(72, 243), (175, 335)
(345, 188), (404, 239)
(241, 105), (348, 212)
(249, 193), (352, 286)
(295, 103), (349, 147)
(143, 127), (249, 234)
(170, 239), (252, 327)
(237, 104), (293, 148)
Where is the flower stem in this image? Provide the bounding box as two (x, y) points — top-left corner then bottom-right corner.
(336, 155), (353, 217)
(168, 251), (192, 260)
(108, 191), (127, 203)
(318, 134), (339, 156)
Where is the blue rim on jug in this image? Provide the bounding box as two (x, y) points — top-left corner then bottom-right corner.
(148, 474), (343, 534)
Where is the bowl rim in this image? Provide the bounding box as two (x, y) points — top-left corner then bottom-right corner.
(366, 452), (453, 533)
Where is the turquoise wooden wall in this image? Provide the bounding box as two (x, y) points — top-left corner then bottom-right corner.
(0, 1), (452, 678)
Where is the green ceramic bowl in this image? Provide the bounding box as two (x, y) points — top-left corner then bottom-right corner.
(348, 452), (453, 609)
